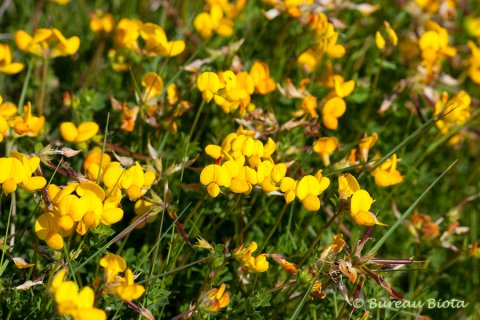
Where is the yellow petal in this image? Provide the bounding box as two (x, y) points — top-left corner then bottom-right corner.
(350, 189), (373, 215)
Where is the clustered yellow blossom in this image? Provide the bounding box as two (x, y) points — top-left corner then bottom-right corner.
(338, 173), (386, 226)
(35, 154), (155, 250)
(50, 269), (106, 320)
(198, 283), (231, 313)
(0, 152), (46, 194)
(197, 62), (276, 116)
(0, 97), (17, 141)
(0, 43), (24, 74)
(97, 253), (145, 301)
(109, 19), (185, 71)
(418, 21), (456, 82)
(193, 0), (247, 39)
(35, 181), (123, 250)
(233, 241), (269, 272)
(296, 12), (345, 72)
(15, 28), (80, 58)
(434, 90), (471, 144)
(200, 127), (330, 211)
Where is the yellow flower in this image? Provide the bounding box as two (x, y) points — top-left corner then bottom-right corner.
(141, 71), (164, 99)
(332, 75), (355, 98)
(193, 4), (235, 39)
(249, 61), (276, 94)
(313, 136), (338, 166)
(12, 102), (45, 137)
(375, 21), (398, 50)
(15, 28), (79, 58)
(434, 91), (471, 137)
(350, 189), (386, 226)
(372, 154), (403, 187)
(338, 174), (360, 200)
(322, 97), (346, 130)
(199, 283), (231, 313)
(100, 253), (127, 283)
(0, 99), (17, 141)
(114, 18), (142, 50)
(467, 41), (480, 84)
(49, 269), (106, 320)
(35, 211), (65, 250)
(197, 72), (224, 102)
(200, 164), (232, 197)
(297, 49), (321, 72)
(358, 133), (378, 162)
(300, 95), (318, 118)
(89, 11), (114, 33)
(0, 153), (46, 194)
(295, 174), (330, 211)
(141, 22), (185, 57)
(60, 121), (99, 143)
(0, 43), (24, 74)
(114, 269), (145, 301)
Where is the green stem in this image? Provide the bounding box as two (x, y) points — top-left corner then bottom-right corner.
(37, 58), (49, 116)
(18, 60), (34, 114)
(0, 193), (14, 270)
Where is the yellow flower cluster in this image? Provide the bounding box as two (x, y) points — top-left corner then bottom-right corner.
(297, 12), (345, 72)
(35, 181), (123, 250)
(200, 128), (330, 211)
(197, 62), (275, 116)
(50, 269), (106, 320)
(338, 174), (386, 226)
(0, 99), (45, 140)
(88, 160), (156, 201)
(97, 253), (145, 301)
(0, 43), (24, 74)
(35, 151), (155, 250)
(110, 19), (185, 71)
(418, 21), (456, 82)
(0, 152), (46, 194)
(194, 0), (247, 39)
(14, 28), (80, 58)
(434, 90), (471, 144)
(233, 241), (269, 273)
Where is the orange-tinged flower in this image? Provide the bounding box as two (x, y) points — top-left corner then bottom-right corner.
(120, 105), (139, 132)
(249, 61), (276, 94)
(358, 133), (378, 162)
(199, 283), (231, 313)
(372, 154), (403, 187)
(233, 241), (270, 273)
(60, 121), (99, 143)
(12, 102), (45, 137)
